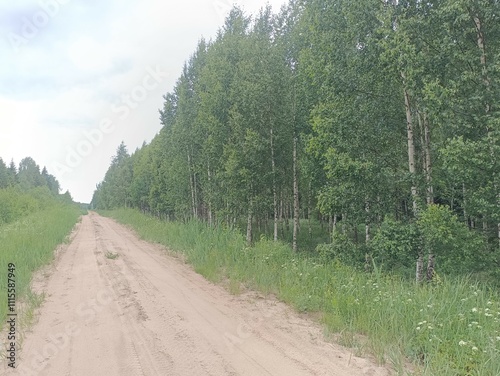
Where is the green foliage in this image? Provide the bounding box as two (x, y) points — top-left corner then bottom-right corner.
(0, 188), (39, 224)
(370, 206), (491, 276)
(90, 0), (499, 320)
(370, 217), (418, 273)
(417, 205), (490, 274)
(316, 232), (364, 267)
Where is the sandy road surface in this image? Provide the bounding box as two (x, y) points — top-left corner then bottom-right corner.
(2, 212), (390, 376)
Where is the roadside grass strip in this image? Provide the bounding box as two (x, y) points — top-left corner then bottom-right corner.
(102, 208), (500, 375)
(0, 206), (82, 332)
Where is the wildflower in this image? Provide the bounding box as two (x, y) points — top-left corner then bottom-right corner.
(416, 326), (421, 331)
(472, 346), (478, 351)
(496, 337), (500, 341)
(427, 325), (433, 330)
(485, 313), (493, 317)
(487, 301), (493, 305)
(472, 307), (478, 313)
(459, 340), (467, 346)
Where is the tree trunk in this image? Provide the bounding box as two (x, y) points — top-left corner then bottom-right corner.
(423, 113), (433, 205)
(292, 135), (299, 252)
(419, 112), (435, 280)
(271, 128), (278, 241)
(474, 13), (500, 248)
(193, 170), (198, 218)
(187, 151), (196, 218)
(426, 253), (435, 282)
(207, 162), (213, 226)
(402, 80), (419, 215)
(246, 200), (253, 247)
(416, 253), (424, 283)
(365, 200), (371, 243)
(402, 76), (426, 283)
(308, 181), (312, 239)
(463, 182), (468, 226)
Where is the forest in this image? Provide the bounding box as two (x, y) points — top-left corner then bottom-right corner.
(0, 156), (73, 224)
(92, 0), (500, 283)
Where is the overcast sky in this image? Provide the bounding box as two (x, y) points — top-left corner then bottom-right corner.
(0, 0), (287, 203)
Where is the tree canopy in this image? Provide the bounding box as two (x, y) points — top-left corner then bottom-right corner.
(93, 0), (500, 281)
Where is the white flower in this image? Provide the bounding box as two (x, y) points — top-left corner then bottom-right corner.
(416, 327), (421, 331)
(472, 307), (478, 313)
(472, 346), (478, 351)
(459, 340), (467, 346)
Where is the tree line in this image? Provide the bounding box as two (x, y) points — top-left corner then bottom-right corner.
(92, 0), (499, 282)
(0, 156), (73, 224)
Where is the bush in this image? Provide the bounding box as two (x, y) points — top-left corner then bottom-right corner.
(370, 217), (419, 273)
(0, 188), (39, 224)
(370, 206), (491, 276)
(417, 204), (490, 274)
(316, 232), (365, 267)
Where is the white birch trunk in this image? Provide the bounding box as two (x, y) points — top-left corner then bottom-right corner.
(271, 128), (278, 241)
(292, 135), (299, 252)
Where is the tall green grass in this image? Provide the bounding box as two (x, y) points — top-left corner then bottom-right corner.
(0, 205), (82, 331)
(102, 208), (500, 375)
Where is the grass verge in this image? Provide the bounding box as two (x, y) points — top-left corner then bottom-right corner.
(101, 208), (500, 375)
(0, 205), (83, 333)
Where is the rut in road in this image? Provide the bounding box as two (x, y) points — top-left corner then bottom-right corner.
(2, 212), (390, 376)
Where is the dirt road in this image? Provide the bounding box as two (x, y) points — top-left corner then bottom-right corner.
(2, 213), (389, 376)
